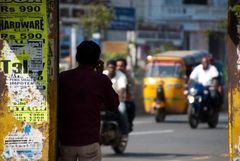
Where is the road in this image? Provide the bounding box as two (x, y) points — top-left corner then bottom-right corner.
(101, 112), (228, 161)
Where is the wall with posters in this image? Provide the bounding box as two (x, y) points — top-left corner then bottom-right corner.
(0, 0), (58, 160)
(228, 1), (240, 160)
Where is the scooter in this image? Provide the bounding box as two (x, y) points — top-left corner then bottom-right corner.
(186, 82), (219, 129)
(100, 110), (128, 154)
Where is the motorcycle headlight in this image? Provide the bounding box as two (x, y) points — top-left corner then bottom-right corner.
(198, 97), (202, 103)
(204, 90), (209, 95)
(188, 95), (195, 103)
(189, 88), (197, 95)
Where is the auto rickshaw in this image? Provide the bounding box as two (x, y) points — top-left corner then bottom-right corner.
(143, 50), (210, 122)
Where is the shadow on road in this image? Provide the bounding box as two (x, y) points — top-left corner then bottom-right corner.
(163, 119), (228, 125)
(103, 152), (201, 159)
(164, 120), (189, 124)
(158, 112), (228, 125)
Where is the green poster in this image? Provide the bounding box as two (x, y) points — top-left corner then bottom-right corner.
(0, 0), (48, 123)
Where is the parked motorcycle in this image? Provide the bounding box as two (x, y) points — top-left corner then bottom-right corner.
(100, 110), (128, 154)
(186, 82), (219, 129)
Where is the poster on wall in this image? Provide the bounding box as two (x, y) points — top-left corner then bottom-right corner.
(0, 1), (48, 123)
(2, 125), (44, 160)
(0, 0), (48, 160)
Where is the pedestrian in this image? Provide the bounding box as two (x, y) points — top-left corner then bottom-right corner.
(59, 40), (119, 161)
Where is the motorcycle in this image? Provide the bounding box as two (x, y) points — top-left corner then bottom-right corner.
(100, 110), (128, 154)
(186, 82), (219, 129)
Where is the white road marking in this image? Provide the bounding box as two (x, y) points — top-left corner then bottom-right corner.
(134, 120), (154, 124)
(218, 125), (228, 129)
(130, 129), (174, 136)
(220, 153), (228, 157)
(220, 115), (228, 120)
(192, 156), (211, 160)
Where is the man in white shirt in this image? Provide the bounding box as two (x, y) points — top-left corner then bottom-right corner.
(189, 56), (221, 110)
(103, 60), (129, 140)
(189, 57), (219, 87)
(116, 58), (136, 132)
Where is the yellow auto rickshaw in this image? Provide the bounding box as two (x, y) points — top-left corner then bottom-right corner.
(143, 50), (210, 122)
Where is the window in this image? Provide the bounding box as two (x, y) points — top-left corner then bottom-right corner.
(72, 9), (85, 17)
(60, 9), (69, 17)
(61, 0), (73, 3)
(183, 0), (207, 5)
(146, 64), (183, 78)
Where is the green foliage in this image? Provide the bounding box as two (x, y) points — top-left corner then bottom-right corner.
(148, 48), (161, 55)
(203, 18), (227, 38)
(218, 18), (227, 31)
(102, 52), (128, 62)
(80, 3), (113, 40)
(148, 42), (176, 56)
(162, 42), (176, 51)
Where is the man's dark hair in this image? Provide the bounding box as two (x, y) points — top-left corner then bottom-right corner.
(106, 59), (116, 66)
(116, 58), (127, 66)
(76, 40), (101, 65)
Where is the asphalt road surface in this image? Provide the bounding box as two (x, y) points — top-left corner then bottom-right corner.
(101, 112), (228, 161)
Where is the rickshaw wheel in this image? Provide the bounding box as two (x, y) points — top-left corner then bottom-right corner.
(155, 108), (166, 122)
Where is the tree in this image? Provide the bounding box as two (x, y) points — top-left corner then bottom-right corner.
(80, 2), (113, 40)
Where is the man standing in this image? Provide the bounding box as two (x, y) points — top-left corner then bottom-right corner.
(116, 58), (136, 132)
(59, 41), (119, 161)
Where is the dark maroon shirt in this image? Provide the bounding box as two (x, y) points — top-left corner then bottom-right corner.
(59, 65), (119, 146)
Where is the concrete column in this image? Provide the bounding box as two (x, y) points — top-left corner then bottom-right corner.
(228, 1), (240, 161)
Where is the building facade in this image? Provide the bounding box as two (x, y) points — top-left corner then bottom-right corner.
(59, 0), (227, 69)
(59, 0), (136, 69)
(133, 0), (227, 61)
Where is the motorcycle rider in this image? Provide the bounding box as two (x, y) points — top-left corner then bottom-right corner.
(116, 58), (136, 132)
(103, 59), (129, 141)
(207, 54), (225, 109)
(188, 56), (220, 110)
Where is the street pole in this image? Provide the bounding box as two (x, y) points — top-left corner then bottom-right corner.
(0, 1), (58, 160)
(71, 26), (77, 69)
(228, 1), (240, 161)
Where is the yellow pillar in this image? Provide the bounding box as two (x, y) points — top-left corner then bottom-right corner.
(0, 1), (58, 160)
(228, 1), (240, 161)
